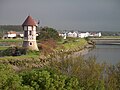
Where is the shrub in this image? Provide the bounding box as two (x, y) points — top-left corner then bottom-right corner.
(20, 68), (80, 90)
(1, 47), (27, 56)
(37, 27), (61, 41)
(38, 39), (57, 55)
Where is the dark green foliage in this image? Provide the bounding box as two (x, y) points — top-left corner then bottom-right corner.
(101, 31), (120, 36)
(0, 64), (21, 90)
(0, 64), (34, 90)
(0, 25), (22, 33)
(20, 68), (80, 90)
(0, 47), (27, 56)
(37, 27), (61, 41)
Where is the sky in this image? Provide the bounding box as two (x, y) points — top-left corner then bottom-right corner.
(0, 0), (120, 31)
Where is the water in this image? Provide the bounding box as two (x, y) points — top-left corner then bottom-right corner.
(84, 45), (120, 64)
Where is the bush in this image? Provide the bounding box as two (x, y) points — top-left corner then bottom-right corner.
(38, 39), (57, 55)
(1, 47), (27, 56)
(0, 64), (21, 90)
(20, 68), (80, 90)
(37, 27), (61, 41)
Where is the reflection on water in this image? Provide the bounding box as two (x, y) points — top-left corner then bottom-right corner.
(84, 45), (120, 64)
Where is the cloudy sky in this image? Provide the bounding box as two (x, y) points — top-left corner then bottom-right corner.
(0, 0), (120, 31)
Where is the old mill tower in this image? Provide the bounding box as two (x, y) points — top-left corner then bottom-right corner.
(22, 16), (39, 51)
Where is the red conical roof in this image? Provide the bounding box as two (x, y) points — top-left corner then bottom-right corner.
(22, 16), (37, 26)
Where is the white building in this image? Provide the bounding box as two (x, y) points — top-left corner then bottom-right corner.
(89, 32), (102, 37)
(78, 32), (90, 38)
(98, 32), (102, 37)
(59, 31), (102, 38)
(3, 31), (17, 39)
(67, 32), (78, 37)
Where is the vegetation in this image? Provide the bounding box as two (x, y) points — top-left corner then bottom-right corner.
(0, 26), (120, 89)
(0, 46), (9, 50)
(0, 53), (120, 90)
(37, 27), (61, 41)
(61, 38), (88, 52)
(101, 36), (120, 38)
(100, 31), (120, 36)
(0, 47), (27, 57)
(0, 25), (22, 33)
(0, 39), (23, 42)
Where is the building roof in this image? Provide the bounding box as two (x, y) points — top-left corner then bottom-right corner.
(6, 31), (16, 34)
(22, 16), (37, 26)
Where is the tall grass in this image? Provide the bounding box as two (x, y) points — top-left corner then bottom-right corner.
(48, 51), (120, 90)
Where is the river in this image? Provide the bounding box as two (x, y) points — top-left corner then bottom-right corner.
(84, 44), (120, 65)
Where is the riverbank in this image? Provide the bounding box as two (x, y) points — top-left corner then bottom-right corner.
(2, 39), (120, 89)
(0, 38), (93, 71)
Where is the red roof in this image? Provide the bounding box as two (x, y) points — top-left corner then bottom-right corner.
(6, 31), (16, 34)
(22, 16), (37, 26)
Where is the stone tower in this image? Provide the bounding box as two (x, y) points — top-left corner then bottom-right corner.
(22, 15), (39, 51)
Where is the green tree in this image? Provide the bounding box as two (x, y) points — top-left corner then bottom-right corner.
(37, 27), (60, 41)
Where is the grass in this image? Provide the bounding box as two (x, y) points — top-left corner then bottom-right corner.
(0, 38), (88, 63)
(0, 38), (89, 71)
(0, 54), (39, 60)
(0, 39), (23, 42)
(0, 46), (9, 50)
(57, 38), (88, 52)
(101, 36), (120, 38)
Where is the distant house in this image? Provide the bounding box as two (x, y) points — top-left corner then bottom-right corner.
(67, 32), (78, 37)
(89, 32), (102, 37)
(59, 33), (65, 37)
(3, 31), (24, 39)
(3, 31), (17, 39)
(59, 31), (102, 39)
(67, 32), (73, 37)
(78, 32), (89, 38)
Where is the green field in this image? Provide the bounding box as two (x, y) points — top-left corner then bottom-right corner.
(57, 38), (88, 52)
(0, 46), (10, 50)
(0, 39), (23, 42)
(101, 36), (120, 38)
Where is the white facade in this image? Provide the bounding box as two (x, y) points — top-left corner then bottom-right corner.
(98, 32), (102, 37)
(3, 31), (17, 38)
(89, 32), (102, 37)
(67, 32), (73, 37)
(22, 25), (39, 51)
(23, 26), (37, 41)
(59, 31), (102, 38)
(67, 32), (78, 37)
(78, 32), (90, 38)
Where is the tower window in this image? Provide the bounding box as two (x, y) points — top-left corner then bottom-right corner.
(30, 42), (32, 45)
(24, 31), (28, 37)
(29, 31), (32, 35)
(24, 26), (27, 30)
